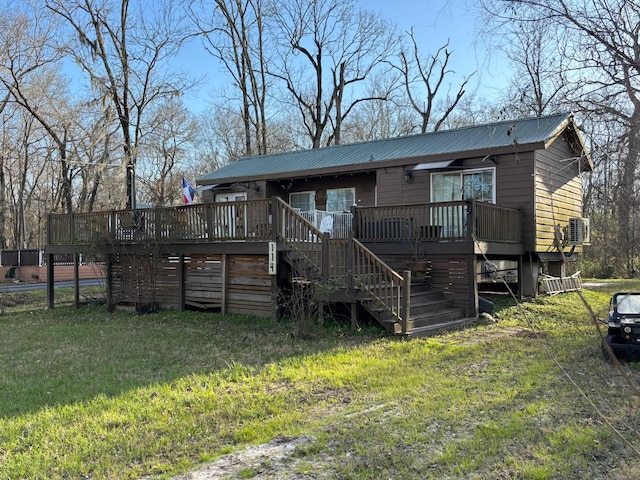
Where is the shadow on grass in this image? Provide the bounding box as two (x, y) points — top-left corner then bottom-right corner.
(0, 303), (385, 419)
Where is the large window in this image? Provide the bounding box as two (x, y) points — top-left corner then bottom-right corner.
(431, 168), (495, 203)
(327, 188), (355, 212)
(289, 191), (315, 212)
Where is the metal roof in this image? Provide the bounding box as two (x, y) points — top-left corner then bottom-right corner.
(198, 113), (580, 184)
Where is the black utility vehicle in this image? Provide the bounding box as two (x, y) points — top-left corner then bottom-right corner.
(604, 292), (640, 357)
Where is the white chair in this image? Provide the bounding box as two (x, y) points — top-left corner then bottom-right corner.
(319, 215), (334, 236)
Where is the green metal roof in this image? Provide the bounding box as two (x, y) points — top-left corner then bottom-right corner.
(198, 113), (582, 184)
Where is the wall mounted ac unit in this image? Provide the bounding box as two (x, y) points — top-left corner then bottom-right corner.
(569, 217), (590, 245)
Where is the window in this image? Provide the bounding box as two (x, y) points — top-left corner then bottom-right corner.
(289, 191), (315, 212)
(463, 170), (494, 203)
(431, 168), (495, 203)
(326, 188), (355, 212)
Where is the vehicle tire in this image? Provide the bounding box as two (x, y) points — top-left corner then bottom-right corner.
(603, 336), (623, 362)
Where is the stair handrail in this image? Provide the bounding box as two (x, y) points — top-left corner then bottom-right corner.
(275, 198), (410, 333)
(274, 197), (325, 277)
(351, 237), (410, 332)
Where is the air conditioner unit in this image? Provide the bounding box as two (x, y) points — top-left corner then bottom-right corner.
(569, 217), (590, 245)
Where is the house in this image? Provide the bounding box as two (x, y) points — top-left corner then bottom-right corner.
(45, 113), (593, 337)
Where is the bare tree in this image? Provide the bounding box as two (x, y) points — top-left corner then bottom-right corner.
(73, 105), (120, 212)
(0, 3), (76, 215)
(138, 99), (198, 206)
(397, 29), (475, 133)
(268, 0), (398, 148)
(481, 0), (640, 276)
(189, 0), (269, 157)
(46, 0), (191, 209)
(494, 15), (571, 118)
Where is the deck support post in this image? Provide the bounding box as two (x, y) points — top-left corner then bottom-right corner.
(221, 253), (228, 314)
(106, 253), (114, 313)
(73, 253), (80, 309)
(520, 253), (539, 299)
(178, 254), (185, 311)
(467, 255), (478, 317)
(350, 301), (358, 331)
(46, 253), (55, 309)
(321, 232), (329, 281)
(401, 270), (411, 335)
(346, 232), (354, 290)
(270, 197), (283, 321)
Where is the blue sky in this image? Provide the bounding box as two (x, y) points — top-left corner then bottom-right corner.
(361, 0), (512, 102)
(180, 0), (511, 113)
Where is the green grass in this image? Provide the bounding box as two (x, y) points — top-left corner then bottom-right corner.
(0, 281), (639, 478)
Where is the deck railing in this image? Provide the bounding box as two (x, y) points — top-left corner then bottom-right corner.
(354, 200), (521, 243)
(47, 200), (273, 245)
(473, 201), (522, 242)
(299, 209), (352, 238)
(48, 198), (521, 247)
(47, 198), (412, 332)
(351, 238), (409, 332)
(274, 198), (324, 275)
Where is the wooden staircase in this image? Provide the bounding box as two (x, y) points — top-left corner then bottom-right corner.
(275, 198), (474, 337)
(357, 281), (471, 337)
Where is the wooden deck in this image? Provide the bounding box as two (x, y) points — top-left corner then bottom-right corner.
(45, 198), (522, 336)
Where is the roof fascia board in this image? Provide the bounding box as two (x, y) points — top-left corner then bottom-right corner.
(543, 116), (593, 172)
(197, 142), (549, 185)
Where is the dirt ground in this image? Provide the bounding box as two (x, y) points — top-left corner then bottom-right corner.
(170, 434), (329, 480)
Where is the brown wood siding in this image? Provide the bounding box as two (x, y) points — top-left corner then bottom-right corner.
(226, 255), (272, 316)
(154, 255), (181, 309)
(430, 254), (474, 314)
(377, 166), (433, 205)
(534, 133), (584, 253)
(402, 168), (430, 204)
(107, 251), (273, 315)
(185, 254), (223, 309)
(493, 152), (536, 251)
(271, 172), (376, 209)
(376, 167), (403, 205)
(109, 253), (156, 307)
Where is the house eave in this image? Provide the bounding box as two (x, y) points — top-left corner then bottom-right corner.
(197, 143), (548, 187)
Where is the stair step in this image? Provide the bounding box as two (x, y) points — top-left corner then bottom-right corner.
(407, 317), (476, 337)
(409, 281), (433, 293)
(409, 298), (451, 315)
(407, 307), (467, 329)
(410, 290), (444, 301)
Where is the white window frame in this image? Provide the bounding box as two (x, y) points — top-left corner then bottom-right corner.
(430, 167), (496, 204)
(289, 191), (316, 212)
(326, 187), (356, 212)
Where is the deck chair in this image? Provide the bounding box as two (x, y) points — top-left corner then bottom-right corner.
(319, 215), (334, 236)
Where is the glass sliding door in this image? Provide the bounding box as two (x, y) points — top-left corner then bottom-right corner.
(431, 168), (495, 237)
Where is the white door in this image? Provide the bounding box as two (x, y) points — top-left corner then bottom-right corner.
(214, 193), (247, 238)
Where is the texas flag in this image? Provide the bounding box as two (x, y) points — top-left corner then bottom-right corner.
(182, 176), (195, 204)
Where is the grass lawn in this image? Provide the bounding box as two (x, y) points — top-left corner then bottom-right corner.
(0, 281), (639, 479)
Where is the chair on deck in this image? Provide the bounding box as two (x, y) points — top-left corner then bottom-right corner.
(319, 215), (334, 236)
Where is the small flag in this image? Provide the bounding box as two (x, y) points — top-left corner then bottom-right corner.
(182, 176), (195, 204)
